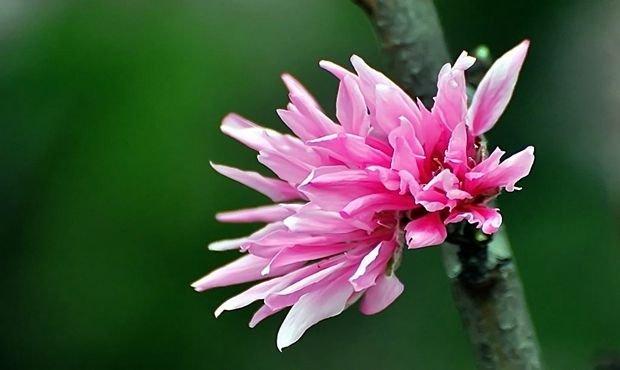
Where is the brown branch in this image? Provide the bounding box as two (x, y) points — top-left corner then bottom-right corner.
(352, 1), (543, 369)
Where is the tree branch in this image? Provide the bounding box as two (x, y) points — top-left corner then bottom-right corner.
(352, 1), (543, 368)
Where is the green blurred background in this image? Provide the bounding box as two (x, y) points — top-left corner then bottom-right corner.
(1, 1), (619, 369)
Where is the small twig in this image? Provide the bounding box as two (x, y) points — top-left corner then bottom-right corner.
(352, 1), (543, 368)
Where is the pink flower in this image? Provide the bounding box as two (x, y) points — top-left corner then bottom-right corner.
(192, 40), (534, 350)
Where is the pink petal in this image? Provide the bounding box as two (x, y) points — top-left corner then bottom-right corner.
(247, 228), (371, 256)
(466, 147), (506, 180)
(341, 193), (416, 230)
(299, 167), (386, 210)
(388, 118), (425, 178)
(211, 163), (300, 202)
(336, 75), (371, 136)
(444, 122), (469, 176)
(414, 98), (446, 158)
(398, 169), (422, 196)
(467, 40), (530, 136)
(415, 169), (462, 211)
(207, 222), (286, 253)
(349, 54), (400, 113)
(276, 277), (354, 350)
(207, 237), (247, 251)
(349, 240), (397, 291)
(192, 254), (269, 292)
(359, 273), (404, 315)
(220, 113), (279, 151)
(404, 213), (447, 249)
(215, 275), (289, 317)
(265, 262), (347, 310)
(432, 51), (475, 131)
(366, 165), (401, 192)
(216, 204), (300, 223)
(469, 146), (535, 193)
(445, 205), (503, 234)
(249, 304), (282, 328)
(263, 243), (355, 274)
(308, 133), (391, 168)
(276, 106), (317, 141)
(281, 73), (321, 110)
(319, 59), (357, 81)
(289, 93), (341, 138)
(374, 84), (421, 137)
(283, 208), (359, 234)
(256, 130), (328, 184)
(257, 150), (314, 185)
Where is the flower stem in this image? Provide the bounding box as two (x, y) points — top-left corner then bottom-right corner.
(352, 1), (543, 368)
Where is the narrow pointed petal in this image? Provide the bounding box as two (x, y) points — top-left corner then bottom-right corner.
(414, 98), (446, 158)
(359, 274), (404, 315)
(341, 193), (416, 231)
(445, 205), (503, 234)
(265, 262), (346, 310)
(216, 204), (299, 224)
(336, 75), (370, 136)
(283, 209), (359, 234)
(257, 150), (314, 184)
(467, 40), (530, 136)
(277, 278), (354, 350)
(276, 107), (316, 141)
(349, 241), (396, 291)
(215, 277), (287, 317)
(299, 167), (386, 210)
(207, 237), (247, 251)
(289, 94), (341, 138)
(211, 163), (300, 202)
(191, 254), (268, 292)
(319, 59), (357, 81)
(220, 113), (278, 152)
(466, 147), (505, 180)
(415, 169), (462, 211)
(349, 54), (403, 114)
(249, 305), (282, 328)
(263, 243), (353, 273)
(374, 84), (420, 136)
(404, 213), (447, 249)
(281, 73), (321, 110)
(470, 146), (535, 192)
(432, 51), (475, 130)
(444, 122), (469, 176)
(308, 133), (391, 168)
(389, 118), (425, 178)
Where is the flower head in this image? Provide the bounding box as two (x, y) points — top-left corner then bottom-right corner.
(192, 40), (533, 350)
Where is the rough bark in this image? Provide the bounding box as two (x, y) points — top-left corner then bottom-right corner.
(352, 1), (543, 369)
(444, 226), (542, 370)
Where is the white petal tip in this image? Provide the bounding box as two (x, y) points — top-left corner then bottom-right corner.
(350, 54), (362, 64)
(207, 243), (223, 251)
(209, 161), (223, 172)
(221, 113), (239, 126)
(190, 282), (206, 292)
(280, 73), (296, 87)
